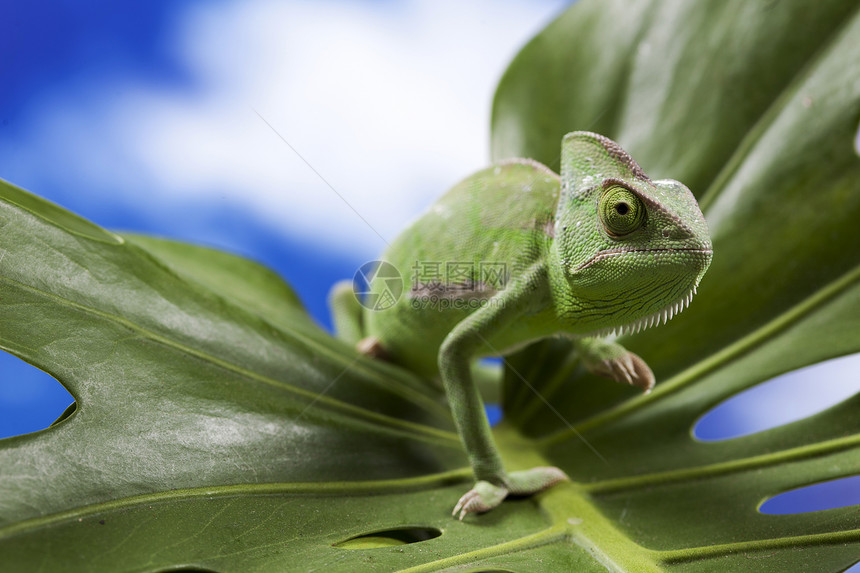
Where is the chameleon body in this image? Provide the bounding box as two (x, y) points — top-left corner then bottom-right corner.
(329, 132), (712, 519)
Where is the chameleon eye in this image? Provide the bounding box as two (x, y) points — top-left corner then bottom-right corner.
(600, 186), (645, 237)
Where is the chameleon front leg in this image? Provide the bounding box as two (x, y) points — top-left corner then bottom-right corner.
(438, 267), (568, 519)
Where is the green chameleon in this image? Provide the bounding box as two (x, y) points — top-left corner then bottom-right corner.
(329, 131), (712, 519)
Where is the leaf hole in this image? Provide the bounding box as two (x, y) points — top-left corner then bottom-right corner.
(760, 475), (860, 515)
(844, 561), (860, 573)
(854, 119), (860, 157)
(333, 526), (442, 549)
(476, 357), (503, 426)
(485, 403), (503, 427)
(0, 350), (75, 439)
(693, 353), (860, 441)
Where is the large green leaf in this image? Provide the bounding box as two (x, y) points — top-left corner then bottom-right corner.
(2, 0), (860, 571)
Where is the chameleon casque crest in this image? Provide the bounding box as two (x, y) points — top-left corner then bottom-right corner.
(330, 132), (712, 519)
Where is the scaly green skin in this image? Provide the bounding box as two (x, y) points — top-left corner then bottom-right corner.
(329, 132), (712, 519)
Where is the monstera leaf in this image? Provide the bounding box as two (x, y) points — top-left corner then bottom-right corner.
(2, 0), (860, 571)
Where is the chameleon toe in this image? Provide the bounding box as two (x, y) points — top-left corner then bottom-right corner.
(453, 481), (509, 520)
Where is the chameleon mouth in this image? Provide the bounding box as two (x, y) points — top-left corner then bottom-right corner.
(575, 247), (713, 272)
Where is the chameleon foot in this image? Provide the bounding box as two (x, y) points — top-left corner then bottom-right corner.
(453, 466), (568, 520)
(578, 338), (655, 393)
(356, 336), (389, 360)
(581, 341), (654, 394)
(452, 480), (507, 520)
(592, 351), (654, 393)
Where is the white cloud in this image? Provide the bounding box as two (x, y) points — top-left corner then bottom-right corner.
(16, 0), (568, 256)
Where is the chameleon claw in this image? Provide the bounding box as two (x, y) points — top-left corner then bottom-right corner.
(453, 481), (508, 520)
(625, 352), (655, 394)
(591, 351), (654, 394)
(609, 356), (635, 386)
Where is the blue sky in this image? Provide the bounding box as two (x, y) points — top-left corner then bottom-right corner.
(1, 0), (858, 524)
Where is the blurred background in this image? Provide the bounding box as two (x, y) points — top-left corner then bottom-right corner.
(1, 0), (858, 522)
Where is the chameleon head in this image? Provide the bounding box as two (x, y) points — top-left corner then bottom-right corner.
(551, 132), (713, 335)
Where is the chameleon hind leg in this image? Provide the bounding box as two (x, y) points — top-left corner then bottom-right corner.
(328, 280), (364, 345)
(328, 280), (388, 358)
